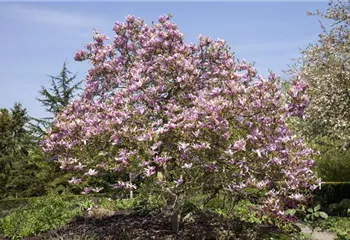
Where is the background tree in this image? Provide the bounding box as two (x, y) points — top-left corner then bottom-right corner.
(0, 108), (12, 197)
(33, 63), (84, 194)
(0, 102), (79, 199)
(32, 62), (81, 136)
(0, 103), (44, 198)
(294, 0), (350, 181)
(299, 0), (350, 148)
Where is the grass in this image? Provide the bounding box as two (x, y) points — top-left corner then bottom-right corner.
(0, 194), (123, 239)
(0, 194), (149, 239)
(0, 195), (83, 239)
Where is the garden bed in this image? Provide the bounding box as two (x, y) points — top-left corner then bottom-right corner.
(38, 211), (283, 240)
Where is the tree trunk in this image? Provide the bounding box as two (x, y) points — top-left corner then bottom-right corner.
(171, 208), (180, 233)
(167, 191), (180, 233)
(157, 167), (180, 233)
(129, 173), (133, 199)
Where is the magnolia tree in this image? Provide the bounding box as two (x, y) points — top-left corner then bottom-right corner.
(42, 15), (319, 231)
(299, 0), (350, 148)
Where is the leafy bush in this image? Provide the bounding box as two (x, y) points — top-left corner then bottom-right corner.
(302, 204), (328, 231)
(328, 199), (350, 217)
(316, 147), (350, 182)
(307, 137), (350, 182)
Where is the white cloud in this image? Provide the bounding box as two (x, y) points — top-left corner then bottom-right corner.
(1, 4), (110, 29)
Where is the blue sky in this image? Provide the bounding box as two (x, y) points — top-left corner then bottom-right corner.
(0, 2), (329, 118)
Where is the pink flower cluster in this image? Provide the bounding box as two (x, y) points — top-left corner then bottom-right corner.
(42, 14), (319, 219)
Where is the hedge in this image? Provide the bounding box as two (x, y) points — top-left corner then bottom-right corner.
(315, 182), (350, 208)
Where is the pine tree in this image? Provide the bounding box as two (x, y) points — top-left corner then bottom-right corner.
(0, 103), (44, 198)
(27, 63), (83, 196)
(0, 108), (12, 196)
(32, 62), (81, 136)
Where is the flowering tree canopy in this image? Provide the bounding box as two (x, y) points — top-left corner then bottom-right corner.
(42, 15), (319, 220)
(299, 0), (350, 148)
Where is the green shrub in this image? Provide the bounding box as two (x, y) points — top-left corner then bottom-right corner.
(328, 199), (350, 217)
(314, 144), (350, 182)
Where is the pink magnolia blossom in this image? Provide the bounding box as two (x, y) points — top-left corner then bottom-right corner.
(81, 187), (93, 194)
(144, 166), (156, 177)
(92, 187), (104, 193)
(84, 169), (98, 176)
(233, 139), (246, 151)
(68, 177), (82, 184)
(182, 163), (193, 169)
(43, 14), (319, 221)
(174, 176), (183, 186)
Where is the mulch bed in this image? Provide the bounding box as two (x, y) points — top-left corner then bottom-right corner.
(34, 211), (281, 240)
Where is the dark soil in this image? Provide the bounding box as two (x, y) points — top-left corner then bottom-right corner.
(26, 210), (283, 240)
